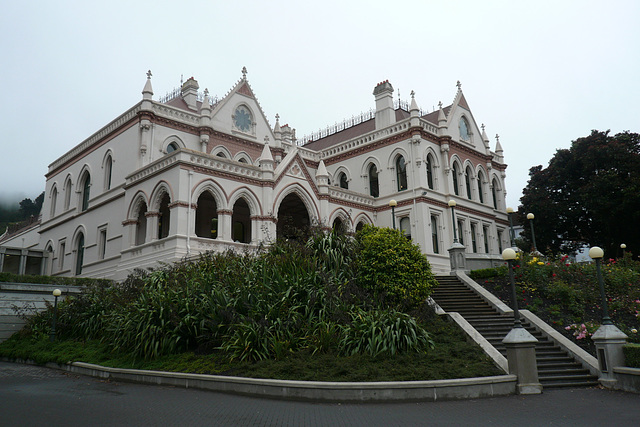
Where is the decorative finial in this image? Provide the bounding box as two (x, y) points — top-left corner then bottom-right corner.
(481, 123), (485, 132)
(496, 134), (500, 143)
(438, 101), (443, 109)
(204, 88), (209, 97)
(456, 80), (461, 90)
(180, 74), (183, 85)
(275, 113), (280, 123)
(410, 90), (415, 99)
(264, 135), (270, 144)
(146, 70), (152, 79)
(242, 66), (247, 80)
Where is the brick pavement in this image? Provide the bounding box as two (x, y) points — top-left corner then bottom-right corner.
(1, 362), (640, 426)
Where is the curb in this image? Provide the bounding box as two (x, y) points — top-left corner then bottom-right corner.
(14, 359), (518, 402)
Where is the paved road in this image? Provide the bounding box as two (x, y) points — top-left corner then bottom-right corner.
(1, 362), (639, 426)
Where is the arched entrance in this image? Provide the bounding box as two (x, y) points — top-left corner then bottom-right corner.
(232, 198), (251, 243)
(195, 192), (218, 239)
(277, 193), (311, 239)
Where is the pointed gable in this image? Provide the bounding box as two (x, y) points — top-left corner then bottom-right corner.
(237, 82), (255, 98)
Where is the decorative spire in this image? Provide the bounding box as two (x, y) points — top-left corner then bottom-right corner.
(316, 160), (329, 178)
(201, 88), (211, 112)
(481, 123), (489, 142)
(260, 139), (274, 163)
(409, 90), (419, 113)
(437, 101), (447, 126)
(456, 80), (462, 91)
(242, 66), (247, 80)
(142, 69), (153, 100)
(495, 134), (503, 153)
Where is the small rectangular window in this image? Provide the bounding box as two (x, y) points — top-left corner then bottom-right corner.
(483, 226), (490, 253)
(99, 228), (107, 260)
(471, 223), (478, 253)
(431, 215), (439, 254)
(58, 242), (66, 270)
(457, 220), (464, 245)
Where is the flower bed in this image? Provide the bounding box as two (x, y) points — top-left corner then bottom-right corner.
(471, 253), (640, 356)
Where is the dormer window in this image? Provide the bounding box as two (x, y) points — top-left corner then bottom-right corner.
(167, 142), (179, 153)
(459, 117), (471, 141)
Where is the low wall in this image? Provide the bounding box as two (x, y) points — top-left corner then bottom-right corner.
(0, 283), (82, 342)
(612, 367), (640, 393)
(53, 361), (517, 402)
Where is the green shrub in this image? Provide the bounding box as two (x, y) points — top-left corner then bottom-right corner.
(355, 225), (437, 307)
(339, 308), (434, 357)
(623, 343), (640, 368)
(470, 266), (508, 280)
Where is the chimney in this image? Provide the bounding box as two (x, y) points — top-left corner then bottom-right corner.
(373, 80), (395, 129)
(181, 77), (199, 110)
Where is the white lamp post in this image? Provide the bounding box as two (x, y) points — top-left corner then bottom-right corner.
(389, 199), (397, 229)
(49, 289), (61, 342)
(507, 207), (516, 247)
(527, 213), (538, 253)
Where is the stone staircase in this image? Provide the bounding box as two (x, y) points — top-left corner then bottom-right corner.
(432, 275), (599, 389)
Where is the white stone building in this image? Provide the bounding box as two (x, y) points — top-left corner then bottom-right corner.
(0, 69), (510, 280)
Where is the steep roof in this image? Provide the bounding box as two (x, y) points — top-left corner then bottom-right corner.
(302, 107), (449, 152)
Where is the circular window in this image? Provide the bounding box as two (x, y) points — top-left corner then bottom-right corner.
(234, 106), (253, 132)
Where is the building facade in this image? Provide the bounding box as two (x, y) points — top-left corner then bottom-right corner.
(0, 69), (509, 280)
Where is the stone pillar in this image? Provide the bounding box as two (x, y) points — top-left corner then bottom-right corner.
(592, 324), (628, 387)
(448, 243), (467, 274)
(502, 328), (542, 394)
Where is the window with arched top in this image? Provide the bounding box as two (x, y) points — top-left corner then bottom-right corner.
(158, 193), (171, 239)
(75, 233), (84, 276)
(396, 156), (407, 191)
(64, 179), (72, 210)
(81, 171), (91, 212)
(50, 187), (57, 217)
(368, 163), (379, 197)
(452, 163), (460, 196)
(216, 152), (226, 158)
(459, 117), (470, 141)
(426, 155), (434, 190)
(465, 167), (473, 200)
(135, 202), (147, 246)
(492, 179), (499, 209)
(104, 155), (113, 190)
(477, 172), (485, 204)
(339, 172), (348, 189)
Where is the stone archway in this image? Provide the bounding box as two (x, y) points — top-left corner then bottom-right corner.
(277, 193), (311, 239)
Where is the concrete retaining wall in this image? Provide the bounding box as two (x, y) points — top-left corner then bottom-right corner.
(0, 283), (82, 342)
(53, 361), (517, 402)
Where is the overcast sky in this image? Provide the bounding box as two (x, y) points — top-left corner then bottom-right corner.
(1, 0), (638, 211)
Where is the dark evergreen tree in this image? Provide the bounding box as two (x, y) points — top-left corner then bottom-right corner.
(519, 130), (640, 257)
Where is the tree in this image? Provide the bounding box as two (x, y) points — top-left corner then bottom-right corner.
(18, 191), (44, 219)
(518, 130), (640, 257)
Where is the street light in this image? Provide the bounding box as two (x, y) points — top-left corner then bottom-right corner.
(506, 207), (516, 247)
(527, 213), (538, 253)
(621, 243), (626, 257)
(50, 289), (61, 342)
(389, 199), (397, 230)
(502, 248), (522, 328)
(589, 246), (613, 326)
(448, 200), (459, 244)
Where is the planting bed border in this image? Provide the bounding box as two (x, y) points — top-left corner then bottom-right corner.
(4, 358), (517, 402)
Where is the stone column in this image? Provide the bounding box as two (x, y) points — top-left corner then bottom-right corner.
(592, 324), (628, 388)
(502, 328), (542, 394)
(448, 243), (467, 274)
